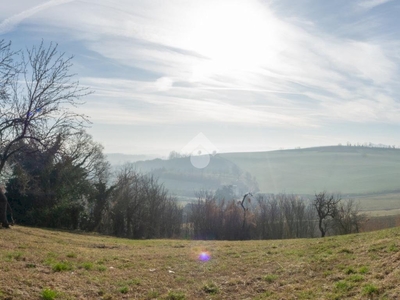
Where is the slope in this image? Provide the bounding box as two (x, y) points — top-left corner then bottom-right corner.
(1, 226), (400, 299)
(221, 146), (400, 195)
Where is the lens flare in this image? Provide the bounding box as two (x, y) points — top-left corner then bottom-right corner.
(198, 251), (210, 261)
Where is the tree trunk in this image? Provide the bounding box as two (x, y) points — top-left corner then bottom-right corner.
(0, 189), (10, 228)
(318, 219), (325, 237)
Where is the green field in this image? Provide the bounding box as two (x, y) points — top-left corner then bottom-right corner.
(124, 146), (400, 212)
(1, 226), (400, 299)
(221, 146), (400, 195)
(221, 146), (400, 213)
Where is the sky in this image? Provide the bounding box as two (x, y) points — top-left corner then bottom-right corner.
(1, 0), (400, 157)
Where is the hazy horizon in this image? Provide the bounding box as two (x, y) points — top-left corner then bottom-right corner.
(106, 143), (400, 161)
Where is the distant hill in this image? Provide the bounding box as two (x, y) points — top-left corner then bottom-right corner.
(105, 153), (158, 165)
(106, 146), (400, 210)
(221, 145), (400, 195)
(106, 154), (258, 200)
(133, 155), (258, 199)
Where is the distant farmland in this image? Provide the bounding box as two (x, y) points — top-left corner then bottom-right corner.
(222, 146), (400, 195)
(112, 146), (400, 212)
(221, 146), (400, 212)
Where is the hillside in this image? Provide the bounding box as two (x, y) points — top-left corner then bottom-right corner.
(1, 226), (400, 299)
(112, 146), (400, 211)
(221, 146), (400, 195)
(117, 155), (258, 199)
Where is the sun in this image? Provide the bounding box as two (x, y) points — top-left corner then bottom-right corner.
(182, 0), (280, 81)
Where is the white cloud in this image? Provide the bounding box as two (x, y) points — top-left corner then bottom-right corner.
(0, 0), (75, 34)
(4, 0), (400, 152)
(358, 0), (394, 10)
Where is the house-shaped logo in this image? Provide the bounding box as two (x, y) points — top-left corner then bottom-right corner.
(181, 132), (218, 169)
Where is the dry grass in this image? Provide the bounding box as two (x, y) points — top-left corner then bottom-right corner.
(1, 226), (400, 299)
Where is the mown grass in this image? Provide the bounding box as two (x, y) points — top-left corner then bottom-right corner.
(1, 225), (400, 299)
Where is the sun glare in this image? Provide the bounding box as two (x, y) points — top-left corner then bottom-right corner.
(185, 1), (279, 81)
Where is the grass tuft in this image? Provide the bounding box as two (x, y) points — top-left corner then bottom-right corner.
(362, 283), (379, 296)
(344, 267), (356, 274)
(52, 261), (73, 272)
(263, 274), (278, 283)
(41, 288), (58, 300)
(81, 262), (93, 270)
(202, 282), (219, 294)
(5, 251), (24, 261)
(339, 248), (353, 254)
(165, 290), (186, 300)
(335, 281), (351, 292)
(97, 265), (107, 272)
(347, 274), (364, 282)
(146, 289), (159, 299)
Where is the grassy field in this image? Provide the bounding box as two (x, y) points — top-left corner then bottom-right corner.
(1, 226), (400, 299)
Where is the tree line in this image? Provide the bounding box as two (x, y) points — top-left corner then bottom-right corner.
(184, 190), (366, 240)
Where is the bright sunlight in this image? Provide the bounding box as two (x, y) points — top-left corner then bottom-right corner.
(183, 0), (282, 81)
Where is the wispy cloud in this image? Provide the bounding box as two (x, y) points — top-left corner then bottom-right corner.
(0, 0), (75, 34)
(358, 0), (394, 10)
(3, 0), (400, 152)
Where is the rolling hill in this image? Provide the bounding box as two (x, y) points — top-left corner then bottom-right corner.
(221, 145), (400, 195)
(108, 146), (400, 211)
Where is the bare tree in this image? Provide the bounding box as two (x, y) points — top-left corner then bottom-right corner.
(332, 199), (366, 235)
(255, 195), (284, 239)
(0, 41), (90, 177)
(280, 194), (310, 238)
(313, 192), (341, 237)
(61, 130), (108, 182)
(0, 41), (90, 227)
(0, 40), (18, 104)
(189, 190), (222, 239)
(108, 164), (182, 238)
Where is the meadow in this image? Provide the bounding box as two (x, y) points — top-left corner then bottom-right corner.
(1, 225), (400, 299)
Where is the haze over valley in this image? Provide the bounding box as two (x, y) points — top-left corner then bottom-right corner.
(107, 145), (400, 215)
